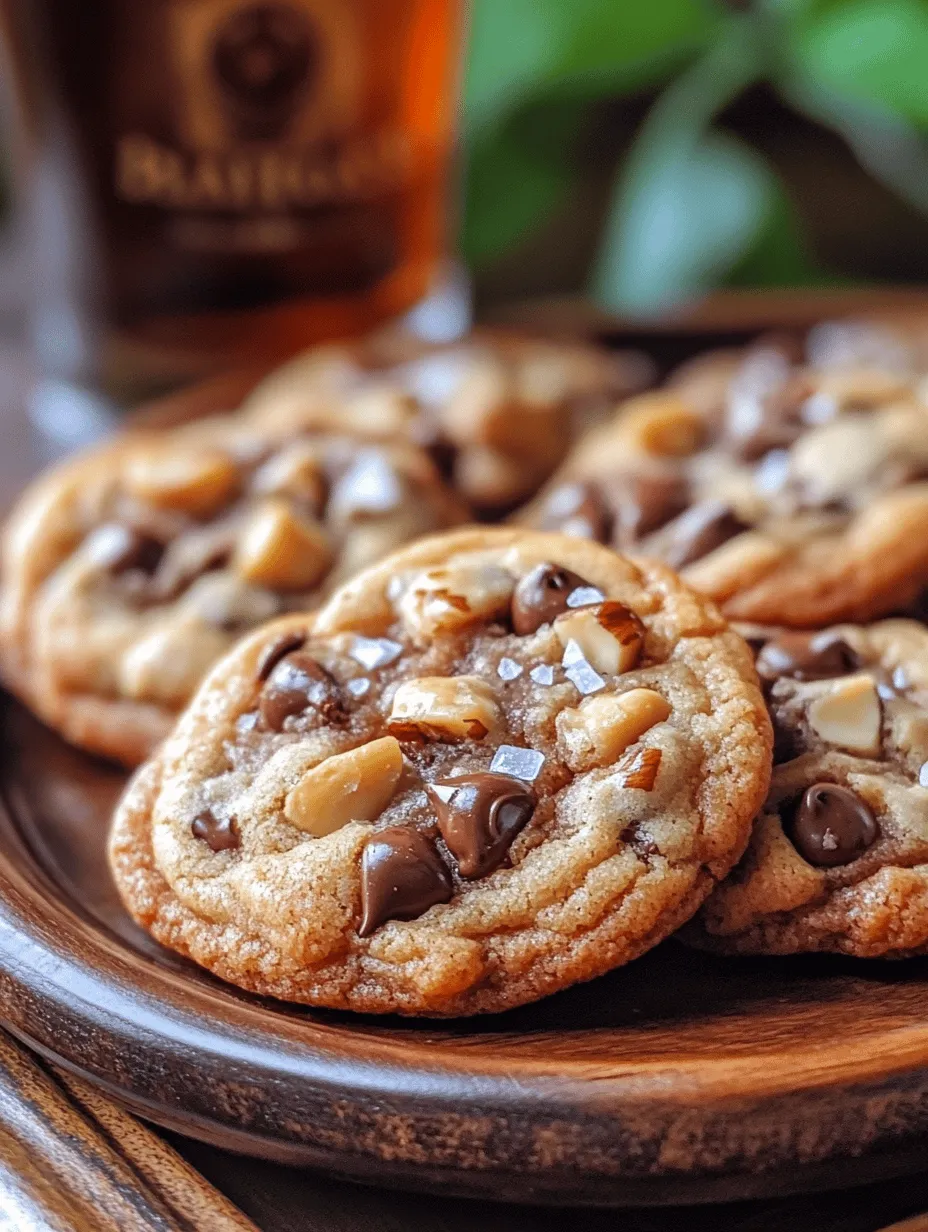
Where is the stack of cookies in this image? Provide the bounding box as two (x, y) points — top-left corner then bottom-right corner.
(4, 319), (928, 1016)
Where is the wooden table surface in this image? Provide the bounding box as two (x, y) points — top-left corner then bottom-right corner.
(3, 348), (928, 1232)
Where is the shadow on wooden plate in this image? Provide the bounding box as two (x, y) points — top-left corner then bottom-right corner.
(3, 695), (928, 1206)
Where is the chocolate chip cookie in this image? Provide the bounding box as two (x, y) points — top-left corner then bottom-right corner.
(241, 329), (649, 515)
(0, 414), (466, 766)
(689, 619), (928, 958)
(520, 322), (928, 626)
(108, 527), (771, 1015)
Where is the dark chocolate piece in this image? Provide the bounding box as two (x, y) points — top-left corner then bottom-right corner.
(94, 524), (165, 575)
(257, 631), (308, 682)
(787, 783), (879, 867)
(259, 652), (344, 730)
(613, 472), (689, 545)
(663, 501), (748, 569)
(358, 826), (453, 936)
(511, 562), (597, 636)
(540, 482), (611, 543)
(191, 810), (240, 852)
(756, 631), (861, 683)
(428, 772), (535, 878)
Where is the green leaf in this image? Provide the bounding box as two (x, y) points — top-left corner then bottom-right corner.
(793, 0), (928, 125)
(593, 130), (776, 315)
(462, 106), (584, 266)
(463, 0), (719, 133)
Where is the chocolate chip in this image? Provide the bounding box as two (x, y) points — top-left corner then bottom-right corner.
(358, 826), (453, 936)
(259, 652), (344, 730)
(612, 472), (689, 546)
(92, 523), (165, 575)
(257, 632), (307, 682)
(787, 783), (879, 867)
(663, 501), (748, 569)
(540, 482), (611, 543)
(511, 562), (597, 635)
(756, 631), (861, 683)
(191, 810), (240, 852)
(428, 773), (535, 878)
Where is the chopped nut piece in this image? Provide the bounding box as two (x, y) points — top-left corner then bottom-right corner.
(233, 500), (332, 591)
(490, 744), (546, 781)
(283, 736), (403, 837)
(807, 674), (882, 756)
(398, 562), (513, 639)
(388, 676), (500, 742)
(556, 689), (671, 771)
(616, 746), (663, 791)
(619, 393), (704, 457)
(554, 602), (644, 676)
(125, 448), (239, 516)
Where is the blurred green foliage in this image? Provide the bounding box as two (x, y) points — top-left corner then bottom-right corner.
(461, 0), (928, 315)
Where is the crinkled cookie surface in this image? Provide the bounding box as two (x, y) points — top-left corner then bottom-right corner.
(521, 320), (928, 627)
(109, 528), (771, 1015)
(691, 618), (928, 957)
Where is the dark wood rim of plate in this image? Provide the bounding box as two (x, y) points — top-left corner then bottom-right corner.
(4, 701), (928, 1206)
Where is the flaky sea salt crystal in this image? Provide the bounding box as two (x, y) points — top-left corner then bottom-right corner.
(530, 664), (555, 686)
(497, 657), (523, 681)
(490, 745), (545, 782)
(561, 638), (585, 667)
(566, 585), (604, 608)
(920, 761), (928, 788)
(331, 450), (403, 518)
(347, 677), (372, 697)
(386, 575), (405, 602)
(565, 659), (605, 695)
(349, 636), (403, 670)
(236, 711), (258, 736)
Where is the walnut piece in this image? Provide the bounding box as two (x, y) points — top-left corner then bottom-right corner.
(233, 500), (333, 591)
(388, 676), (500, 742)
(556, 688), (671, 771)
(554, 603), (644, 676)
(807, 674), (882, 756)
(283, 736), (404, 836)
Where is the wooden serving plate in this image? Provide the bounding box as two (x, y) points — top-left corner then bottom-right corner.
(4, 700), (928, 1206)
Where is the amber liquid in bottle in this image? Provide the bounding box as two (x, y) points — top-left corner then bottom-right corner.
(4, 0), (462, 405)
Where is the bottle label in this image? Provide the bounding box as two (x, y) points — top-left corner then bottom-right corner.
(110, 0), (411, 256)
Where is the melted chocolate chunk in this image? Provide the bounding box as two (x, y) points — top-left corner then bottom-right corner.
(756, 631), (861, 683)
(259, 652), (344, 730)
(94, 524), (165, 575)
(511, 562), (596, 635)
(612, 472), (689, 546)
(787, 783), (879, 867)
(540, 482), (611, 543)
(191, 810), (240, 852)
(428, 772), (535, 878)
(257, 631), (307, 682)
(358, 826), (453, 936)
(663, 501), (748, 569)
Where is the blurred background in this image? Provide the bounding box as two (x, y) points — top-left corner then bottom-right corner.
(462, 0), (928, 318)
(4, 0), (928, 346)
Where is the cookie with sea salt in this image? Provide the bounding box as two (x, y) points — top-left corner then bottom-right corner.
(109, 527), (771, 1015)
(519, 321), (928, 627)
(0, 411), (465, 766)
(689, 619), (928, 957)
